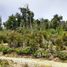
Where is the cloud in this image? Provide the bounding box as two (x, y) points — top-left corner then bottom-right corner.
(0, 0), (67, 21)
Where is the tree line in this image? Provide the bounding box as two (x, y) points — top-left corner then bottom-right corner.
(0, 6), (66, 30)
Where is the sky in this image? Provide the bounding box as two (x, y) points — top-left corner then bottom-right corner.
(0, 0), (67, 22)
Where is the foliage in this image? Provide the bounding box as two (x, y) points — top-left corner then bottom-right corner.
(34, 48), (51, 58)
(57, 51), (67, 60)
(4, 15), (17, 29)
(2, 47), (14, 54)
(0, 6), (67, 61)
(7, 31), (23, 48)
(0, 60), (10, 67)
(0, 45), (14, 54)
(0, 30), (8, 43)
(15, 47), (31, 55)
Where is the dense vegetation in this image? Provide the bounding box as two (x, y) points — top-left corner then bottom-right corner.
(0, 60), (11, 67)
(0, 6), (67, 61)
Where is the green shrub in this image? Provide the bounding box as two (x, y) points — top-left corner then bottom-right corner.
(2, 47), (14, 54)
(0, 46), (5, 52)
(34, 49), (43, 58)
(15, 47), (31, 55)
(22, 47), (31, 54)
(57, 51), (67, 60)
(7, 31), (23, 48)
(0, 31), (8, 43)
(15, 48), (23, 55)
(0, 60), (10, 67)
(34, 49), (50, 58)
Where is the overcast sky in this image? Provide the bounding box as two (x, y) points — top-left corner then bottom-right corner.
(0, 0), (67, 22)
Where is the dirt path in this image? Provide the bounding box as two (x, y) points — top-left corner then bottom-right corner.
(0, 56), (67, 67)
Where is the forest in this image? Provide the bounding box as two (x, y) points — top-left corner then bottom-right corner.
(0, 6), (67, 61)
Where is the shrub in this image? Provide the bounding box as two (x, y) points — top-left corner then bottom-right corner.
(2, 47), (14, 54)
(0, 46), (5, 52)
(57, 51), (67, 60)
(15, 48), (23, 55)
(0, 60), (10, 67)
(15, 47), (31, 55)
(34, 48), (50, 58)
(7, 31), (23, 48)
(0, 31), (8, 43)
(21, 47), (31, 54)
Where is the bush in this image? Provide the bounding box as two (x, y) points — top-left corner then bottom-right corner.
(57, 51), (67, 60)
(0, 31), (8, 43)
(34, 48), (50, 58)
(0, 60), (10, 67)
(0, 46), (5, 52)
(2, 47), (14, 54)
(7, 31), (23, 48)
(15, 47), (31, 55)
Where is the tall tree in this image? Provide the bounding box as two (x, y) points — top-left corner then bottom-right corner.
(27, 10), (34, 28)
(51, 14), (63, 29)
(20, 5), (34, 29)
(5, 15), (17, 30)
(15, 13), (22, 27)
(0, 17), (2, 30)
(20, 7), (27, 28)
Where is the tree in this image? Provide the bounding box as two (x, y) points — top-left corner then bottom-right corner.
(4, 15), (17, 30)
(20, 6), (34, 29)
(27, 10), (34, 28)
(4, 6), (34, 29)
(63, 21), (67, 31)
(20, 7), (27, 28)
(0, 17), (2, 30)
(36, 19), (40, 30)
(44, 19), (50, 29)
(15, 13), (22, 27)
(51, 14), (63, 29)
